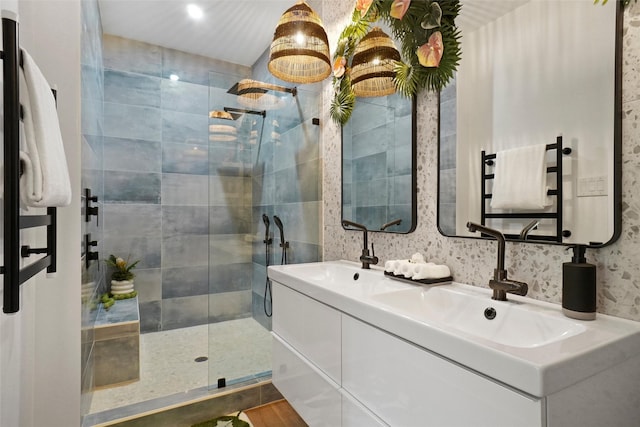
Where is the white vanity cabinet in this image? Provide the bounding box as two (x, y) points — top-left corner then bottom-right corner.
(272, 280), (543, 427)
(271, 282), (342, 426)
(269, 261), (640, 427)
(342, 316), (543, 427)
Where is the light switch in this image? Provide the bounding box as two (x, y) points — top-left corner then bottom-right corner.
(577, 176), (607, 197)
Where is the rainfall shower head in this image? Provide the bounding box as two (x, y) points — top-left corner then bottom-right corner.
(227, 79), (296, 96)
(227, 79), (296, 111)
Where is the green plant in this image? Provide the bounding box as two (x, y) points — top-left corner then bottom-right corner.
(105, 254), (140, 281)
(191, 411), (250, 427)
(331, 0), (462, 125)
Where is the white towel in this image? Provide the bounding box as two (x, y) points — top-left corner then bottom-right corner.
(410, 252), (425, 263)
(400, 261), (413, 277)
(19, 49), (71, 207)
(412, 263), (451, 280)
(490, 144), (550, 210)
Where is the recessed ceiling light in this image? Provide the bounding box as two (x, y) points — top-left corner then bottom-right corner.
(187, 4), (203, 20)
(170, 74), (180, 81)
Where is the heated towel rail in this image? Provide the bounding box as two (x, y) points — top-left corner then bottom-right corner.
(1, 12), (58, 313)
(481, 136), (572, 242)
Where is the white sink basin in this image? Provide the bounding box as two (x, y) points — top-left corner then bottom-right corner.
(268, 261), (402, 298)
(370, 286), (586, 348)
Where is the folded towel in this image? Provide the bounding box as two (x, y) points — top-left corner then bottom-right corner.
(410, 252), (425, 263)
(384, 260), (395, 272)
(400, 261), (413, 277)
(19, 49), (72, 207)
(490, 144), (550, 210)
(412, 264), (451, 280)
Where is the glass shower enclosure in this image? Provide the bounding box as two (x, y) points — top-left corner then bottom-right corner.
(206, 70), (322, 389)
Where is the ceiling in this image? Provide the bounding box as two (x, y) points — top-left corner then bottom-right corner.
(98, 0), (295, 67)
(98, 0), (529, 68)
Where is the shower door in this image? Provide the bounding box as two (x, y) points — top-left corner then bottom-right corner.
(207, 70), (322, 388)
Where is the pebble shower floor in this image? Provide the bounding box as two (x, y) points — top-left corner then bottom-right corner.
(89, 318), (272, 414)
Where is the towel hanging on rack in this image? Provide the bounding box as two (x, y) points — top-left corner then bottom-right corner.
(490, 144), (551, 210)
(19, 48), (71, 207)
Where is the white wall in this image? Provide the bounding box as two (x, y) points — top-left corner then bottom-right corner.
(0, 0), (81, 426)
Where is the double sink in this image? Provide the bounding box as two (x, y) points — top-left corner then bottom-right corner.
(268, 260), (640, 397)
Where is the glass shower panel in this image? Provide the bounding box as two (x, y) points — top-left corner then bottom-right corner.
(207, 71), (272, 388)
(207, 70), (322, 390)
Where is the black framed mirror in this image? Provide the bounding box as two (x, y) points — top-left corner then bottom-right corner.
(437, 0), (622, 247)
(342, 95), (417, 233)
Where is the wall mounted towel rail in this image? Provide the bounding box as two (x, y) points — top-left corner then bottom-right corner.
(1, 13), (58, 313)
(481, 136), (571, 242)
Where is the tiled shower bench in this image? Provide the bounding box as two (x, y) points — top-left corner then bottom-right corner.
(93, 296), (140, 388)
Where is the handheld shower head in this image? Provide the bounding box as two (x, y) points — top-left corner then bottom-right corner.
(273, 215), (286, 246)
(262, 214), (272, 244)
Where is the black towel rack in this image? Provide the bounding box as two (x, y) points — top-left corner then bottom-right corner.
(1, 13), (57, 313)
(481, 136), (572, 242)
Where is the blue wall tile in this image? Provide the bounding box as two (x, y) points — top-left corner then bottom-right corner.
(104, 102), (162, 141)
(104, 136), (162, 172)
(162, 266), (209, 298)
(161, 79), (208, 114)
(104, 69), (161, 108)
(162, 141), (209, 175)
(103, 35), (162, 77)
(162, 110), (208, 144)
(103, 171), (161, 204)
(103, 204), (162, 237)
(162, 235), (209, 268)
(162, 173), (208, 206)
(163, 205), (209, 235)
(162, 296), (208, 330)
(102, 235), (162, 269)
(209, 263), (252, 294)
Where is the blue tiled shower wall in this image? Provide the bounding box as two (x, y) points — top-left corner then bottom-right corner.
(101, 35), (322, 333)
(80, 0), (104, 418)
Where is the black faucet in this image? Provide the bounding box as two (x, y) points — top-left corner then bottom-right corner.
(466, 222), (528, 301)
(380, 218), (402, 231)
(519, 219), (539, 240)
(342, 220), (379, 269)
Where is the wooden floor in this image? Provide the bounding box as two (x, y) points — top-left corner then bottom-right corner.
(245, 399), (308, 427)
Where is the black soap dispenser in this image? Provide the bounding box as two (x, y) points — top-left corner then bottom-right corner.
(562, 245), (596, 320)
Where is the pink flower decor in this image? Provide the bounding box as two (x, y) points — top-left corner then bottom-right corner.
(355, 0), (374, 17)
(333, 56), (347, 78)
(390, 0), (411, 20)
(416, 31), (443, 67)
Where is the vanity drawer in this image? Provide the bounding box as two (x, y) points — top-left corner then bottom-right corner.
(272, 333), (341, 427)
(341, 389), (388, 427)
(272, 281), (341, 383)
(342, 315), (544, 427)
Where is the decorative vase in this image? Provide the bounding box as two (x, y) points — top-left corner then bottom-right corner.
(110, 279), (134, 295)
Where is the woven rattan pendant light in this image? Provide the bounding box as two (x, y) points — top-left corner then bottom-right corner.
(268, 1), (331, 84)
(351, 27), (401, 97)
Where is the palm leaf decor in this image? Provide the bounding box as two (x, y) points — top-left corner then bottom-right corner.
(330, 0), (461, 126)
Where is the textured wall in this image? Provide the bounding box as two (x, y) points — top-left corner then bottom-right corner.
(322, 1), (640, 321)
